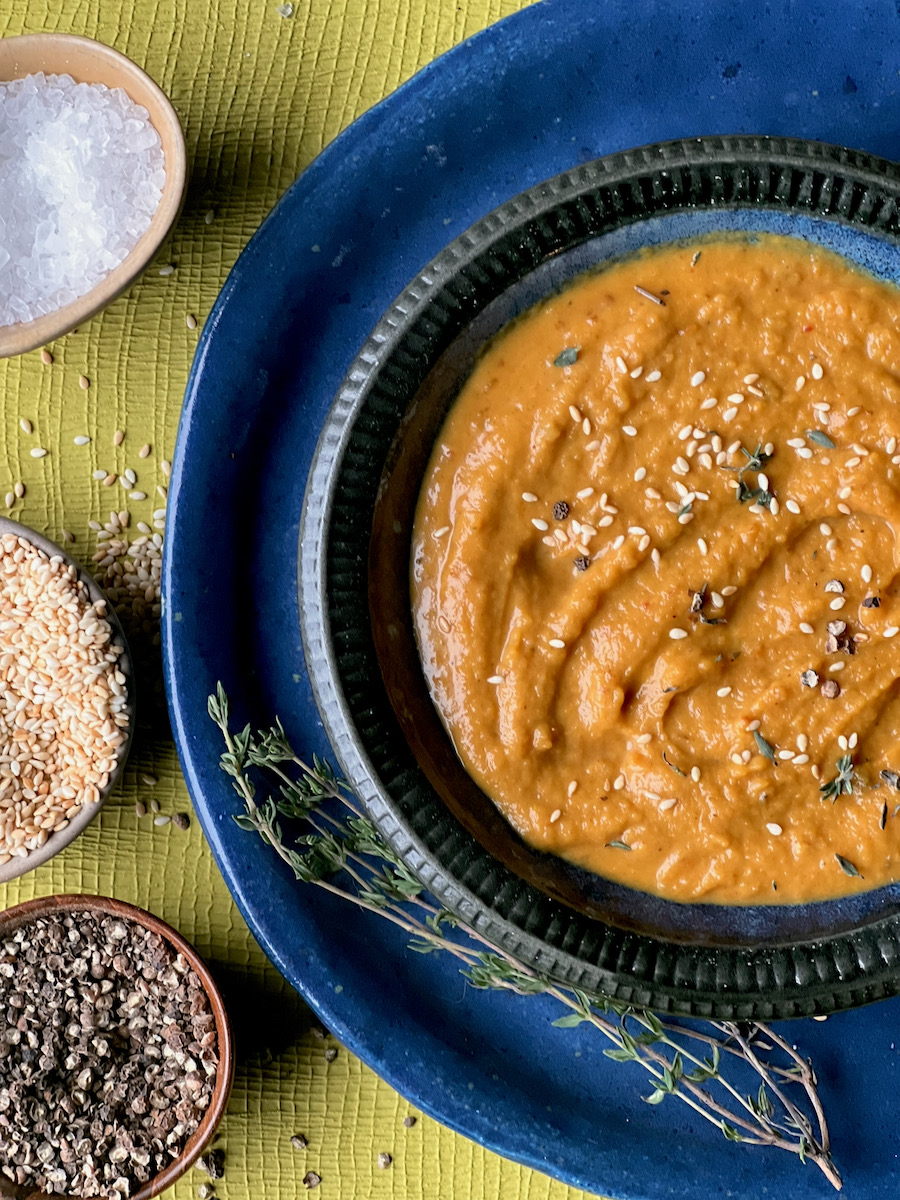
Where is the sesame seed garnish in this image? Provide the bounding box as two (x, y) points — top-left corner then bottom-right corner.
(623, 426), (637, 437)
(633, 469), (646, 483)
(836, 502), (850, 515)
(18, 418), (32, 434)
(800, 622), (814, 634)
(845, 456), (861, 468)
(793, 754), (810, 765)
(813, 401), (831, 413)
(820, 522), (832, 535)
(747, 720), (761, 731)
(550, 808), (562, 823)
(837, 486), (851, 500)
(787, 437), (806, 449)
(690, 371), (706, 387)
(542, 536), (555, 547)
(677, 512), (693, 525)
(675, 456), (689, 472)
(786, 500), (801, 514)
(567, 780), (578, 796)
(747, 385), (764, 397)
(548, 638), (566, 649)
(862, 564), (873, 583)
(40, 348), (53, 364)
(530, 518), (548, 531)
(113, 430), (125, 446)
(769, 498), (781, 516)
(598, 515), (614, 528)
(568, 405), (582, 422)
(586, 441), (601, 451)
(838, 735), (848, 751)
(884, 627), (899, 638)
(829, 662), (845, 673)
(638, 534), (651, 552)
(659, 798), (677, 811)
(582, 418), (592, 436)
(848, 406), (861, 417)
(849, 732), (859, 749)
(186, 313), (198, 330)
(721, 585), (737, 596)
(731, 753), (743, 765)
(697, 538), (708, 555)
(811, 362), (824, 380)
(829, 597), (845, 612)
(522, 491), (538, 502)
(690, 766), (701, 782)
(553, 528), (567, 541)
(717, 686), (731, 697)
(778, 749), (795, 760)
(78, 374), (90, 390)
(630, 366), (644, 379)
(73, 435), (91, 446)
(576, 487), (594, 499)
(433, 525), (450, 538)
(651, 548), (661, 566)
(645, 370), (661, 382)
(796, 735), (810, 754)
(699, 452), (713, 469)
(826, 537), (837, 552)
(741, 749), (752, 763)
(722, 406), (738, 422)
(637, 733), (652, 744)
(2, 493), (12, 509)
(613, 774), (625, 790)
(747, 503), (764, 515)
(628, 525), (647, 536)
(669, 628), (688, 640)
(888, 437), (898, 455)
(615, 356), (628, 374)
(678, 424), (692, 441)
(796, 447), (813, 459)
(795, 375), (806, 391)
(29, 448), (46, 459)
(743, 373), (759, 384)
(487, 675), (503, 684)
(612, 535), (625, 549)
(710, 591), (724, 608)
(766, 823), (783, 836)
(700, 397), (718, 410)
(711, 435), (723, 452)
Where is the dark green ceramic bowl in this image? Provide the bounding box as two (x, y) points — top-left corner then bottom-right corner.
(300, 136), (900, 1018)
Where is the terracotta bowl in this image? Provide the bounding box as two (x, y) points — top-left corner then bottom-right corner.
(0, 894), (233, 1200)
(0, 33), (187, 359)
(0, 518), (135, 885)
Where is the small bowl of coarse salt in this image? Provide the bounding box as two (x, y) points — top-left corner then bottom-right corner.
(0, 893), (233, 1200)
(0, 33), (187, 358)
(0, 518), (134, 883)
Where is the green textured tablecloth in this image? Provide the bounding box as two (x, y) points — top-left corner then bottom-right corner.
(0, 2), (602, 1197)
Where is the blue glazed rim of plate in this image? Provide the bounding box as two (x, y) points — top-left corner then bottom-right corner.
(162, 2), (900, 1196)
(300, 134), (900, 1019)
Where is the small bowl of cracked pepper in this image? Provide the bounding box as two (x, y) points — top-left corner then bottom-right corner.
(0, 894), (233, 1199)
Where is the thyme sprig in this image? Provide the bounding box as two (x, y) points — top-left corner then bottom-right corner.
(820, 755), (854, 802)
(208, 684), (841, 1190)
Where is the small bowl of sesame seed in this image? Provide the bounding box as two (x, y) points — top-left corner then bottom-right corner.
(0, 893), (233, 1198)
(0, 518), (134, 883)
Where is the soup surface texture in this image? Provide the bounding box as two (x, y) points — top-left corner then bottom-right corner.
(411, 235), (900, 905)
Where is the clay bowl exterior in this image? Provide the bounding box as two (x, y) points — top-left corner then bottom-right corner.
(300, 136), (900, 1019)
(0, 893), (233, 1200)
(0, 519), (135, 884)
(0, 33), (187, 358)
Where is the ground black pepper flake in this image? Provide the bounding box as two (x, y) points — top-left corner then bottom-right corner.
(0, 910), (218, 1199)
(324, 1047), (338, 1063)
(821, 679), (841, 699)
(172, 812), (191, 831)
(291, 1134), (309, 1151)
(863, 595), (881, 608)
(403, 1116), (416, 1128)
(552, 500), (569, 520)
(303, 1170), (322, 1190)
(573, 556), (590, 572)
(196, 1149), (225, 1179)
(377, 1152), (393, 1169)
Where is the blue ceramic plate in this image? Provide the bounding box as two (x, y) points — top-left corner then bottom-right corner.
(163, 2), (900, 1196)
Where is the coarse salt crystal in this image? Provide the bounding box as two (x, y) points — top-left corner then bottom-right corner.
(0, 73), (166, 328)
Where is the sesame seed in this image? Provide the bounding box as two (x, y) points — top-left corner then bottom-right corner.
(630, 366), (644, 378)
(849, 732), (858, 749)
(550, 809), (562, 823)
(795, 375), (806, 391)
(727, 393), (744, 405)
(675, 456), (689, 472)
(678, 424), (693, 441)
(186, 313), (198, 330)
(632, 469), (646, 483)
(710, 592), (724, 608)
(638, 534), (651, 551)
(542, 536), (555, 547)
(678, 512), (693, 525)
(613, 774), (625, 790)
(113, 430), (125, 446)
(3, 494), (12, 509)
(888, 437), (898, 455)
(40, 349), (53, 364)
(786, 499), (801, 514)
(78, 374), (90, 390)
(838, 735), (849, 751)
(531, 518), (549, 531)
(787, 438), (806, 449)
(582, 418), (592, 436)
(699, 452), (713, 469)
(819, 522), (832, 535)
(615, 356), (628, 374)
(645, 370), (661, 382)
(829, 662), (845, 673)
(691, 371), (706, 387)
(747, 385), (764, 396)
(797, 735), (809, 753)
(741, 749), (752, 763)
(669, 628), (688, 640)
(862, 564), (873, 583)
(548, 638), (566, 649)
(722, 406), (738, 422)
(727, 440), (741, 455)
(829, 597), (846, 612)
(598, 514), (614, 528)
(612, 535), (625, 549)
(586, 441), (601, 452)
(721, 586), (737, 597)
(13, 482), (23, 499)
(800, 622), (814, 634)
(747, 720), (761, 731)
(845, 456), (861, 468)
(793, 754), (810, 765)
(885, 627), (899, 638)
(698, 538), (708, 555)
(826, 538), (837, 551)
(747, 503), (764, 515)
(433, 525), (450, 537)
(651, 548), (661, 566)
(628, 526), (647, 536)
(690, 766), (701, 782)
(766, 823), (783, 836)
(18, 418), (33, 435)
(717, 686), (731, 697)
(29, 448), (46, 459)
(811, 362), (824, 380)
(568, 405), (582, 422)
(700, 397), (718, 410)
(568, 780), (578, 796)
(778, 749), (795, 760)
(711, 435), (723, 452)
(836, 502), (850, 515)
(743, 373), (759, 384)
(757, 472), (770, 492)
(796, 447), (813, 459)
(161, 460), (171, 476)
(637, 733), (652, 744)
(813, 401), (831, 412)
(154, 815), (171, 827)
(159, 264), (175, 276)
(769, 498), (780, 516)
(522, 491), (538, 502)
(487, 675), (504, 684)
(848, 406), (861, 417)
(128, 491), (147, 501)
(623, 426), (637, 437)
(811, 764), (822, 779)
(576, 487), (594, 499)
(553, 529), (567, 541)
(659, 798), (677, 811)
(837, 486), (851, 500)
(731, 753), (743, 765)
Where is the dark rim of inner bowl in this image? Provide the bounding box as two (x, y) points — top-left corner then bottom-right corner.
(300, 135), (900, 1019)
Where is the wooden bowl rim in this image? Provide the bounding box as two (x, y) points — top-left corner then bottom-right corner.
(0, 893), (234, 1200)
(0, 32), (187, 358)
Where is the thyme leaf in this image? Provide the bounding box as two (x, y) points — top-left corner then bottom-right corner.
(753, 731), (777, 762)
(835, 853), (862, 878)
(663, 751), (687, 777)
(806, 429), (836, 449)
(553, 346), (580, 367)
(606, 839), (632, 851)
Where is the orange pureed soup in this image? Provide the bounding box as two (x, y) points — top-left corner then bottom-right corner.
(411, 234), (900, 905)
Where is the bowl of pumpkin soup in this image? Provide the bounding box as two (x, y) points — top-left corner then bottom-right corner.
(300, 136), (900, 1017)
